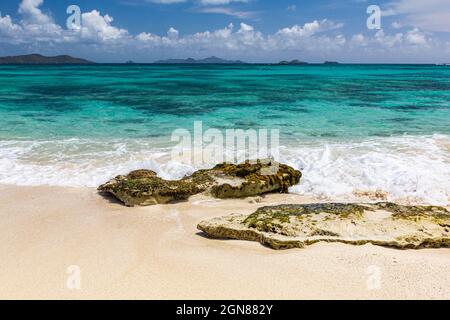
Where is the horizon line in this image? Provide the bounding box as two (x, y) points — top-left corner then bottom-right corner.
(0, 54), (449, 66)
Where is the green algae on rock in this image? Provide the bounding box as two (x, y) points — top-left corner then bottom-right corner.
(197, 202), (450, 250)
(98, 160), (301, 207)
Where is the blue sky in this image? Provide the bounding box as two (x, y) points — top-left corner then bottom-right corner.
(1, 0), (449, 62)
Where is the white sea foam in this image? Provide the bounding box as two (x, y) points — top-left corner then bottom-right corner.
(283, 134), (450, 205)
(0, 135), (449, 205)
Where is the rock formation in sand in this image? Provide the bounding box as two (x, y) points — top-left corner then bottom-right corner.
(197, 202), (450, 249)
(98, 160), (301, 206)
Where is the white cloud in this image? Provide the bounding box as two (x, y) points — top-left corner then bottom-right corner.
(391, 21), (402, 29)
(386, 0), (450, 32)
(1, 1), (129, 44)
(405, 28), (428, 45)
(350, 33), (367, 46)
(238, 22), (253, 32)
(136, 31), (159, 42)
(353, 27), (432, 50)
(275, 20), (343, 38)
(373, 29), (404, 47)
(135, 19), (347, 54)
(184, 23), (263, 50)
(167, 27), (179, 39)
(197, 7), (255, 18)
(0, 13), (22, 37)
(0, 0), (448, 62)
(80, 10), (129, 42)
(19, 0), (52, 24)
(14, 0), (64, 43)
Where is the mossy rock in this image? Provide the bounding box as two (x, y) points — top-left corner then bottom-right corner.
(98, 160), (301, 206)
(198, 202), (450, 249)
(208, 161), (301, 199)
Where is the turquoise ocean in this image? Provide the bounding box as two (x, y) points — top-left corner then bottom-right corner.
(0, 64), (449, 204)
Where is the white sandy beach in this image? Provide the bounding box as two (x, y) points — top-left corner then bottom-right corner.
(0, 184), (449, 300)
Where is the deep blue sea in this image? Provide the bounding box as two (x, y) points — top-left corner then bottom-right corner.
(0, 64), (449, 204)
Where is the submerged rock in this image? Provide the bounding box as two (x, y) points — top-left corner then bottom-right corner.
(98, 160), (301, 207)
(197, 202), (450, 250)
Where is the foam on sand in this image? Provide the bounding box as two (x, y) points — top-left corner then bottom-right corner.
(0, 134), (449, 205)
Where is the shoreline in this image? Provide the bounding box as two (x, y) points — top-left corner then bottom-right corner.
(1, 133), (449, 206)
(0, 184), (449, 299)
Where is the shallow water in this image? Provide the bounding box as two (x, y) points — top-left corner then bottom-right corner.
(1, 64), (449, 204)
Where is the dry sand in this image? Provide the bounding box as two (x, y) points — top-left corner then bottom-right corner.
(0, 184), (449, 300)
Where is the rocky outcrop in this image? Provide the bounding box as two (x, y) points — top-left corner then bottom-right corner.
(198, 202), (450, 250)
(98, 160), (301, 207)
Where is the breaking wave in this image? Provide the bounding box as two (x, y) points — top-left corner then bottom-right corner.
(0, 134), (449, 205)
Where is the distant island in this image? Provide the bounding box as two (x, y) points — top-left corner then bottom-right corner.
(277, 60), (308, 65)
(0, 54), (93, 65)
(0, 54), (345, 65)
(154, 56), (245, 64)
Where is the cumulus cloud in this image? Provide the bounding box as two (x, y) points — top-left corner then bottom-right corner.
(0, 1), (129, 45)
(16, 3), (63, 43)
(350, 33), (367, 47)
(0, 13), (22, 37)
(405, 28), (428, 46)
(19, 0), (52, 24)
(167, 27), (179, 39)
(80, 10), (129, 42)
(134, 19), (346, 53)
(0, 0), (447, 62)
(368, 28), (431, 48)
(275, 19), (343, 38)
(374, 29), (403, 48)
(136, 22), (262, 51)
